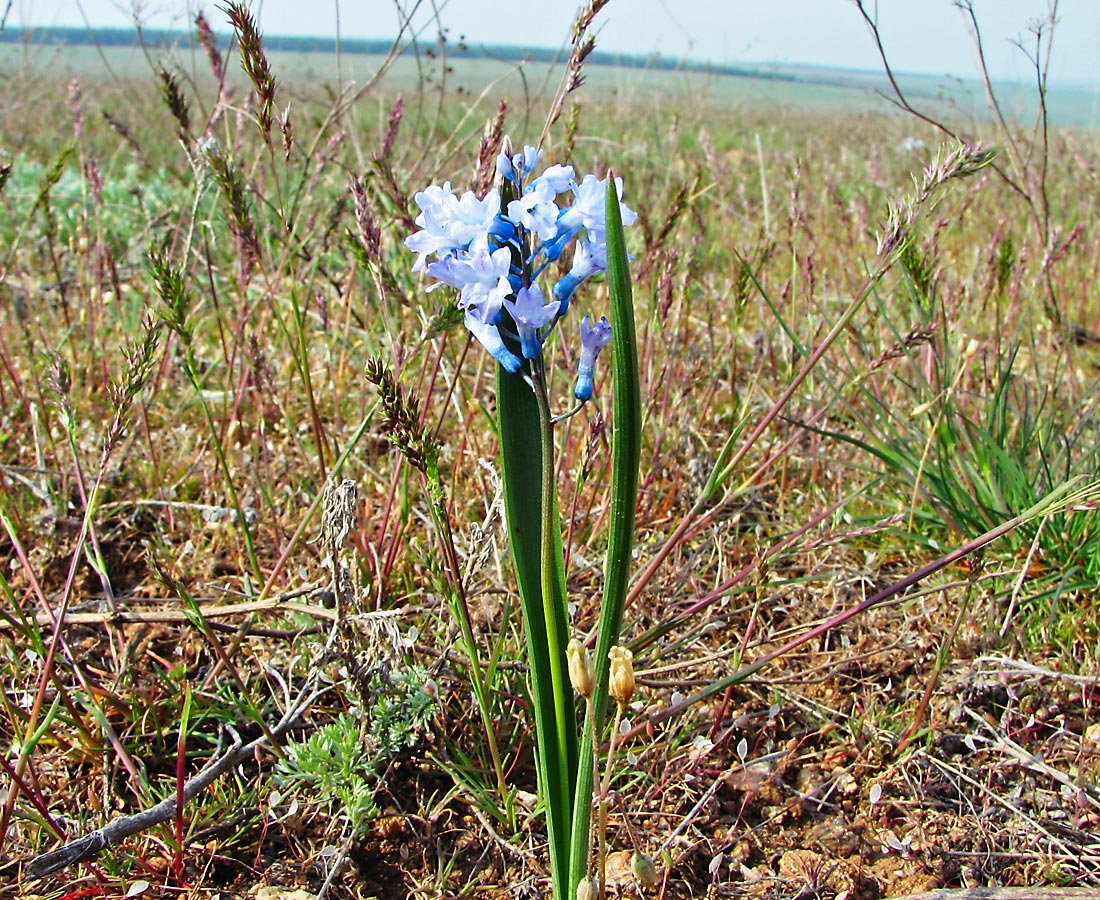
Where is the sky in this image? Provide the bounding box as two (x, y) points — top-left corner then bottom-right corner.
(11, 1), (1100, 85)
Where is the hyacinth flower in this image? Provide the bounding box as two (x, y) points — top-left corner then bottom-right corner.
(464, 301), (522, 374)
(406, 182), (500, 268)
(553, 238), (608, 314)
(539, 172), (637, 264)
(496, 143), (543, 184)
(504, 283), (560, 359)
(574, 315), (613, 401)
(406, 146), (636, 382)
(405, 145), (641, 900)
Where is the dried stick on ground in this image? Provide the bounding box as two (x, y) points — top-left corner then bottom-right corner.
(1, 593), (337, 631)
(21, 690), (320, 879)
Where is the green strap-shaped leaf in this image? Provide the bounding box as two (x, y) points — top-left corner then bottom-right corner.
(569, 172), (643, 895)
(497, 360), (576, 874)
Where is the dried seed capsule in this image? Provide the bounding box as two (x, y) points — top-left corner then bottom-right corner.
(567, 638), (595, 698)
(608, 645), (635, 705)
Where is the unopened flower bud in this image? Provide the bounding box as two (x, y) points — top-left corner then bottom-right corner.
(573, 315), (612, 401)
(567, 638), (595, 698)
(608, 645), (635, 705)
(576, 875), (598, 900)
(632, 851), (659, 889)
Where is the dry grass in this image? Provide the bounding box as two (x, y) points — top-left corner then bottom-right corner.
(1, 16), (1100, 899)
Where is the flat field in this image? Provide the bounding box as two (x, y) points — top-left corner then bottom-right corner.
(2, 27), (1100, 900)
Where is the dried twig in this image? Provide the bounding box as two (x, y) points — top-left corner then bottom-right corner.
(539, 0), (611, 148)
(0, 593), (337, 631)
(973, 656), (1100, 685)
(21, 695), (317, 879)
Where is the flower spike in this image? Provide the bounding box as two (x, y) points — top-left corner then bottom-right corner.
(404, 155), (634, 382)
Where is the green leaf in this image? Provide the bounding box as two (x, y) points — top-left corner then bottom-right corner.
(569, 171), (643, 896)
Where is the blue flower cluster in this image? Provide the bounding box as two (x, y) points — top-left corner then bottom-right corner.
(406, 146), (636, 401)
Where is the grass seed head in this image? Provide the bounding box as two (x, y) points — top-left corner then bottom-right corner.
(365, 358), (437, 474)
(223, 1), (277, 143)
(157, 67), (191, 141)
(149, 242), (193, 339)
(277, 104), (293, 159)
(378, 94), (404, 161)
(195, 11), (225, 83)
(203, 142), (261, 280)
(351, 176), (382, 264)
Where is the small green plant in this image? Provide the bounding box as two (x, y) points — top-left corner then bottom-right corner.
(274, 714), (380, 837)
(273, 667), (437, 841)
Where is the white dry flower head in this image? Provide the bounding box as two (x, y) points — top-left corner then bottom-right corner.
(321, 479), (359, 551)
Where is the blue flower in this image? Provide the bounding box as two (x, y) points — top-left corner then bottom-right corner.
(406, 183), (500, 270)
(552, 238), (608, 315)
(425, 247), (514, 311)
(574, 315), (613, 401)
(497, 145), (542, 184)
(464, 302), (522, 374)
(542, 174), (637, 262)
(503, 283), (560, 359)
(405, 159), (635, 383)
(507, 179), (561, 243)
(531, 164), (575, 194)
(425, 247), (510, 292)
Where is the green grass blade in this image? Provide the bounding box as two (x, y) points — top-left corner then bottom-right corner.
(569, 172), (643, 894)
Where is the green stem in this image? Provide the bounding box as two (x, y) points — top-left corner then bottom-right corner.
(288, 288), (330, 481)
(596, 701), (625, 900)
(584, 694), (599, 878)
(427, 481), (515, 830)
(532, 361), (575, 863)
